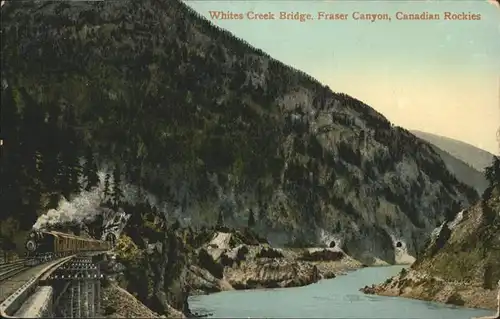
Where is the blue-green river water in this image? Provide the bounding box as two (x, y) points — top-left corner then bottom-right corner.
(188, 266), (495, 318)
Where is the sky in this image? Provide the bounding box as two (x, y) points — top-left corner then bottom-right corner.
(184, 0), (500, 155)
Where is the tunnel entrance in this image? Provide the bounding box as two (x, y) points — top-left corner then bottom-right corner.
(395, 241), (402, 248)
(329, 240), (336, 248)
(106, 233), (117, 247)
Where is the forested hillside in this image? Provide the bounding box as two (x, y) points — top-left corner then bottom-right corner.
(0, 0), (478, 264)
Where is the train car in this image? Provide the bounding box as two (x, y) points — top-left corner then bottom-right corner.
(25, 230), (111, 265)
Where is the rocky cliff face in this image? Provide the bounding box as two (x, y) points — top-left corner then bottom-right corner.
(108, 222), (194, 316)
(107, 220), (363, 317)
(1, 0), (478, 266)
(362, 186), (500, 310)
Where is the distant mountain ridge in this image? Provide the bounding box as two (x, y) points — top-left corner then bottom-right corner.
(410, 130), (496, 172)
(409, 130), (490, 196)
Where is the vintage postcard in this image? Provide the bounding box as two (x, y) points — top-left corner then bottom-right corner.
(0, 0), (499, 318)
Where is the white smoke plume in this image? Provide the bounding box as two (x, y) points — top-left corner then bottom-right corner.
(32, 170), (174, 230)
(33, 175), (106, 230)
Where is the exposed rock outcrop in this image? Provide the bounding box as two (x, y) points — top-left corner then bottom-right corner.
(471, 280), (499, 319)
(224, 258), (320, 289)
(362, 187), (500, 311)
(187, 265), (233, 295)
(109, 217), (198, 318)
(188, 232), (363, 293)
(101, 282), (184, 318)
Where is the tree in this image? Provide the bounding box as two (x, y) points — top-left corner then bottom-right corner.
(0, 217), (20, 259)
(482, 156), (500, 201)
(40, 103), (62, 192)
(83, 146), (99, 191)
(335, 221), (342, 232)
(112, 165), (124, 208)
(247, 208), (255, 228)
(385, 216), (393, 227)
(444, 201), (462, 222)
(17, 88), (45, 227)
(216, 210), (224, 227)
(484, 156), (500, 188)
(258, 204), (266, 221)
(104, 173), (111, 199)
(0, 85), (24, 227)
(59, 105), (82, 198)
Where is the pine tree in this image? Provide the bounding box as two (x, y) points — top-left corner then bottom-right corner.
(104, 173), (111, 199)
(60, 105), (82, 198)
(1, 85), (25, 228)
(66, 152), (82, 196)
(41, 104), (62, 191)
(83, 146), (99, 191)
(54, 152), (64, 192)
(216, 210), (224, 227)
(112, 165), (123, 208)
(89, 160), (99, 188)
(247, 208), (255, 228)
(258, 204), (265, 221)
(484, 156), (500, 188)
(15, 88), (45, 227)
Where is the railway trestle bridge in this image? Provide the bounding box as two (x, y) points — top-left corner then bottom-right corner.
(0, 253), (108, 318)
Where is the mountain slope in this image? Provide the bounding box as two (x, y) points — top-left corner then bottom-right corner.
(1, 0), (478, 265)
(363, 185), (500, 310)
(411, 130), (496, 172)
(409, 131), (489, 196)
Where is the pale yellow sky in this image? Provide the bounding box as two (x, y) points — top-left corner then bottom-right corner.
(317, 69), (500, 155)
(188, 0), (500, 156)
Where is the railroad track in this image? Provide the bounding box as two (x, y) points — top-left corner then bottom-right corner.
(0, 259), (26, 267)
(0, 260), (26, 269)
(0, 255), (75, 318)
(0, 260), (29, 282)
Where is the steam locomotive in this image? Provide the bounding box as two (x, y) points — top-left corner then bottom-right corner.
(25, 230), (111, 264)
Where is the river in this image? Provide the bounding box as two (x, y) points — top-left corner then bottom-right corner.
(188, 265), (494, 318)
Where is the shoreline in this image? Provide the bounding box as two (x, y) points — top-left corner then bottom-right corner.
(187, 243), (367, 295)
(108, 229), (416, 318)
(188, 265), (496, 319)
(361, 268), (499, 312)
(187, 258), (367, 318)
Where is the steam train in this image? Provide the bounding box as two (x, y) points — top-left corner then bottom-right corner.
(25, 230), (111, 264)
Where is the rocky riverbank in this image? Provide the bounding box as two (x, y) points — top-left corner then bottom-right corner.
(105, 221), (365, 318)
(101, 282), (185, 318)
(186, 232), (364, 295)
(362, 187), (500, 312)
(362, 268), (499, 310)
